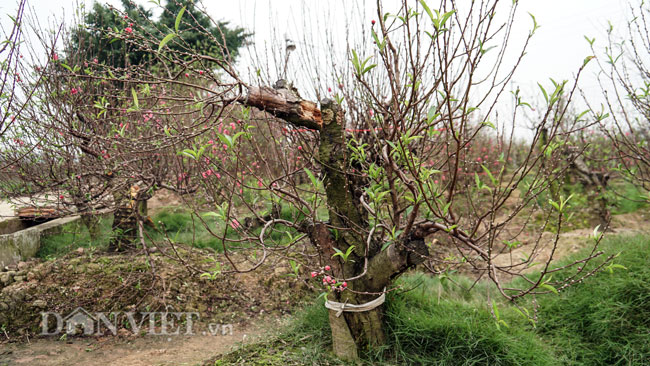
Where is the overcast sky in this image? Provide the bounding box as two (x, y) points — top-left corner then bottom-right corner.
(1, 0), (632, 128)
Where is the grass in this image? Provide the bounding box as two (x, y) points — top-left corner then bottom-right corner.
(533, 234), (650, 365)
(146, 205), (304, 251)
(147, 207), (228, 251)
(521, 178), (649, 232)
(37, 203), (307, 258)
(37, 216), (113, 258)
(210, 233), (650, 365)
(610, 181), (648, 214)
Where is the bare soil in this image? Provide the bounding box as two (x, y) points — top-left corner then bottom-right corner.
(1, 317), (282, 366)
(0, 243), (315, 366)
(491, 211), (649, 271)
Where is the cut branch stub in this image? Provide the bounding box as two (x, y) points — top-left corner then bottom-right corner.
(363, 237), (429, 291)
(245, 85), (322, 130)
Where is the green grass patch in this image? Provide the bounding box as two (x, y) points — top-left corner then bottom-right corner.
(610, 181), (648, 214)
(37, 217), (113, 259)
(522, 178), (648, 233)
(533, 234), (650, 365)
(148, 205), (303, 251)
(37, 202), (308, 258)
(147, 207), (227, 251)
(380, 275), (555, 366)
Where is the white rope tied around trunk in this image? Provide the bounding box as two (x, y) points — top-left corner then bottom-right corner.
(325, 288), (386, 317)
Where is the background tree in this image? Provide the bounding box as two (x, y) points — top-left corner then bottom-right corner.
(588, 0), (650, 204)
(3, 0), (250, 250)
(0, 0), (53, 183)
(72, 0), (249, 68)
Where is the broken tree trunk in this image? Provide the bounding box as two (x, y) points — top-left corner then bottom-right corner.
(244, 83), (430, 360)
(246, 80), (323, 130)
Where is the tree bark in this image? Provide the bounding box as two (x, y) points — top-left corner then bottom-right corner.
(246, 81), (322, 130)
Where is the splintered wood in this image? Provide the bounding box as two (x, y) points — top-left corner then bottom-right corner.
(246, 85), (323, 130)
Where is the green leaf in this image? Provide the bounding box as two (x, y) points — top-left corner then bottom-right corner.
(481, 165), (498, 187)
(381, 240), (392, 252)
(178, 149), (197, 160)
(363, 64), (377, 74)
(158, 33), (177, 52)
(203, 211), (222, 219)
(304, 168), (320, 188)
(439, 10), (455, 29)
(175, 6), (186, 32)
(232, 131), (246, 143)
(592, 225), (602, 241)
(371, 29), (385, 51)
(442, 202), (452, 216)
(606, 263), (627, 273)
(427, 105), (439, 123)
(218, 133), (233, 149)
(331, 245), (355, 262)
(574, 109), (589, 122)
(481, 121), (496, 129)
(131, 88), (139, 108)
(540, 283), (558, 295)
(351, 49), (360, 75)
(538, 82), (548, 104)
(418, 0), (434, 24)
(528, 12), (539, 34)
(474, 173), (491, 192)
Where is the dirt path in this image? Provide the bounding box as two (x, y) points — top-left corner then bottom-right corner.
(491, 210), (649, 271)
(0, 319), (276, 366)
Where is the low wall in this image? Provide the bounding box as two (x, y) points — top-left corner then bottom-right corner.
(0, 216), (80, 267)
(0, 217), (28, 235)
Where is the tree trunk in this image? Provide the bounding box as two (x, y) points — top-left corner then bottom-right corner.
(108, 187), (140, 252)
(325, 236), (429, 359)
(317, 100), (428, 359)
(329, 301), (385, 360)
(109, 206), (137, 251)
(245, 85), (430, 360)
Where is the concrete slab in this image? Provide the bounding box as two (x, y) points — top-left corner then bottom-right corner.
(0, 216), (80, 267)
